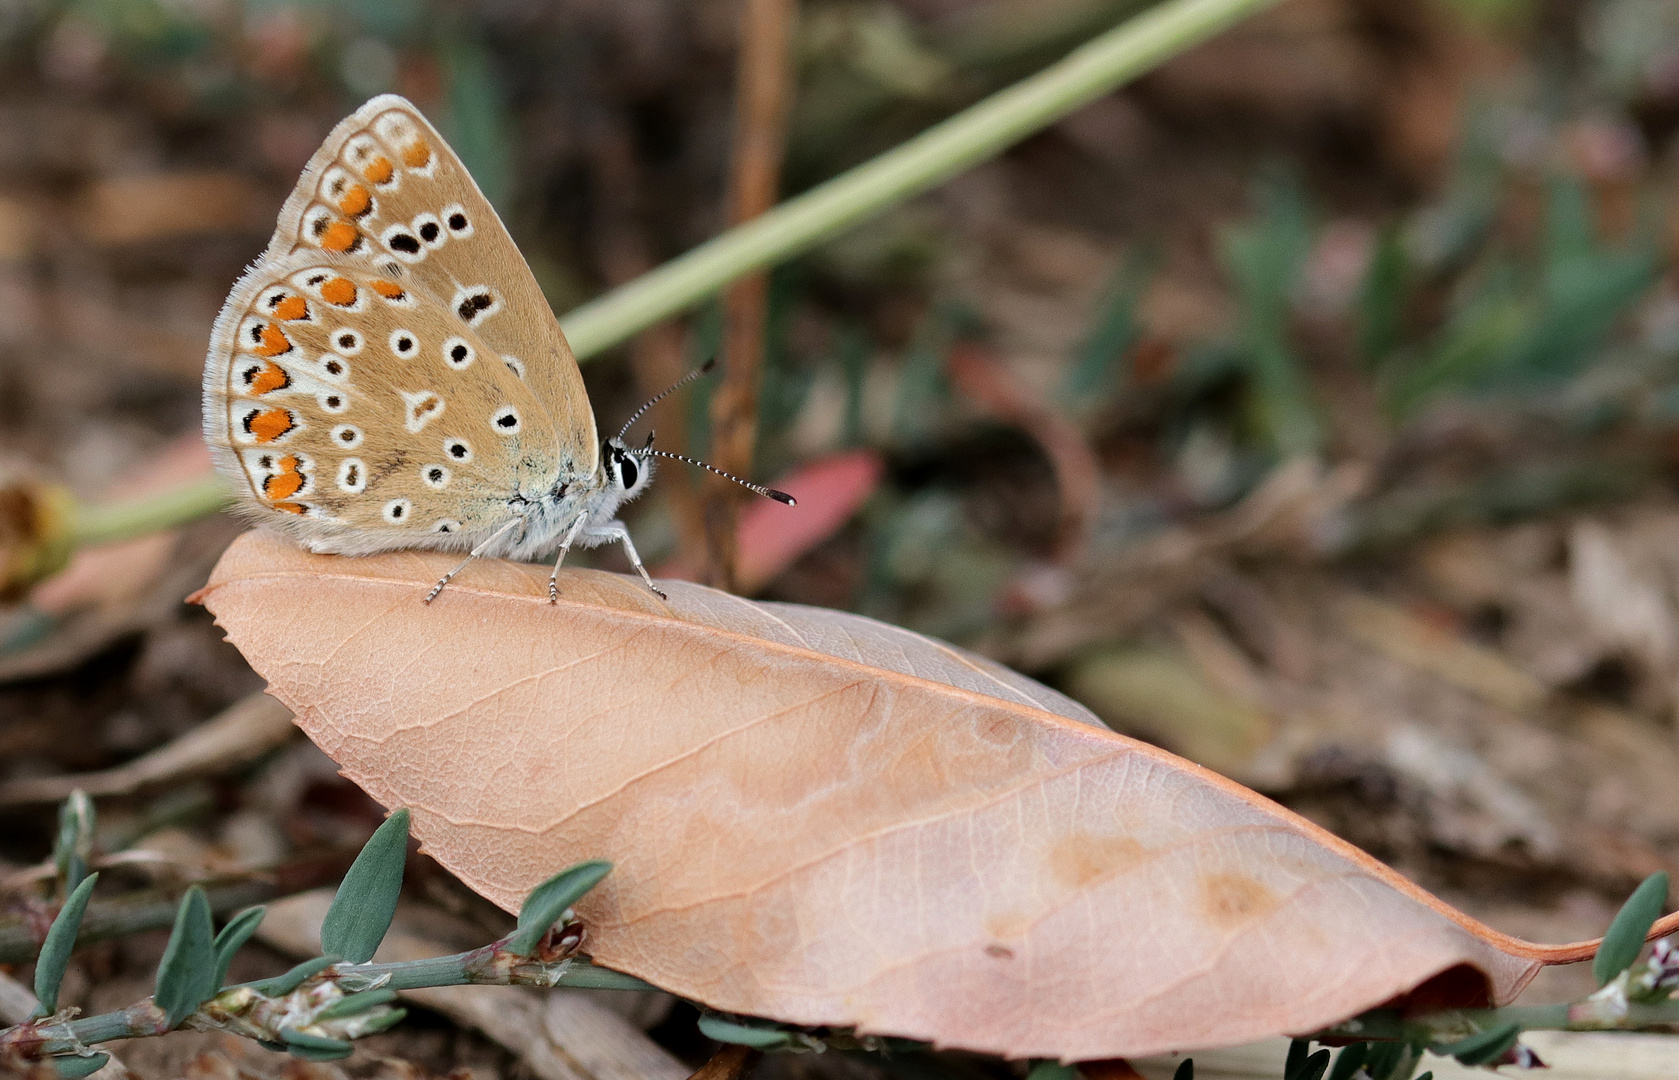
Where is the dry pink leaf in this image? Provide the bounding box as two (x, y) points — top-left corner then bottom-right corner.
(198, 531), (1666, 1061)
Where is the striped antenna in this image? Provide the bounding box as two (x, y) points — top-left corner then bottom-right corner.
(616, 359), (716, 441)
(637, 449), (795, 505)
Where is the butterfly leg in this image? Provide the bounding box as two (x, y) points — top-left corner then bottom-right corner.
(425, 517), (522, 604)
(548, 512), (591, 603)
(584, 521), (666, 600)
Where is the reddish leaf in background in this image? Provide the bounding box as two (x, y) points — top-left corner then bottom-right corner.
(199, 533), (1679, 1061)
(658, 449), (882, 593)
(735, 449), (881, 592)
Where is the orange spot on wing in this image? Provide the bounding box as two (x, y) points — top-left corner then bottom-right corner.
(272, 501), (306, 515)
(320, 220), (359, 252)
(364, 157), (394, 185)
(320, 277), (358, 306)
(402, 140), (431, 168)
(248, 360), (290, 396)
(338, 184), (372, 218)
(248, 408), (296, 443)
(370, 279), (406, 300)
(272, 295), (308, 321)
(263, 455), (305, 500)
(254, 323), (291, 357)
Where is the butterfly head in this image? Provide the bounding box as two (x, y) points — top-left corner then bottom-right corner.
(602, 436), (654, 502)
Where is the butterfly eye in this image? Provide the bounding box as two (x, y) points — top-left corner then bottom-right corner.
(332, 330), (364, 356)
(383, 498), (412, 523)
(444, 438), (472, 462)
(332, 424), (363, 448)
(442, 337), (475, 370)
(619, 457), (640, 490)
(389, 330), (418, 356)
(490, 406), (521, 435)
(442, 203), (473, 238)
(337, 458), (366, 493)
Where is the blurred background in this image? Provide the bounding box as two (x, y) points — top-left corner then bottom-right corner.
(7, 0), (1679, 1074)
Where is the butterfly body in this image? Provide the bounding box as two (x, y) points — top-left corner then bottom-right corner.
(203, 95), (656, 586)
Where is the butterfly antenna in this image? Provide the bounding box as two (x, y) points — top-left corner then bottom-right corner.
(616, 359), (717, 441)
(638, 448), (796, 505)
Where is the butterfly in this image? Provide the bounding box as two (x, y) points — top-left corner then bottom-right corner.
(202, 95), (790, 602)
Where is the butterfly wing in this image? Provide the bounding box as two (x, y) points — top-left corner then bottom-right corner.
(204, 250), (565, 553)
(268, 93), (597, 477)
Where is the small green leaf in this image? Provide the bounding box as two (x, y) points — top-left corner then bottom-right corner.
(155, 885), (217, 1027)
(316, 988), (398, 1020)
(1286, 1049), (1330, 1080)
(1173, 1061), (1193, 1080)
(1284, 1040), (1309, 1080)
(507, 860), (611, 956)
(357, 1006), (408, 1034)
(1025, 1062), (1077, 1080)
(53, 1053), (109, 1079)
(1595, 871), (1669, 986)
(322, 808), (410, 964)
(282, 1028), (356, 1054)
(697, 1014), (795, 1049)
(211, 906), (266, 992)
(34, 872), (98, 1016)
(54, 792), (95, 893)
(1326, 1042), (1367, 1080)
(1438, 1023), (1519, 1067)
(249, 955), (339, 997)
(1359, 1040), (1417, 1080)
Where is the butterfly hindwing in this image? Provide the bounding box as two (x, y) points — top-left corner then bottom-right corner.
(204, 249), (563, 553)
(268, 94), (598, 481)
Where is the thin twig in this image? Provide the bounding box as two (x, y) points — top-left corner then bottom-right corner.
(589, 114), (708, 569)
(706, 0), (799, 590)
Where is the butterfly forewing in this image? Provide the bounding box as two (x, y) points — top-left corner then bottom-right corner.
(204, 250), (562, 552)
(269, 94), (597, 478)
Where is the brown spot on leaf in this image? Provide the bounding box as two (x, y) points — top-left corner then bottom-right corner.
(1048, 832), (1147, 889)
(1198, 872), (1279, 928)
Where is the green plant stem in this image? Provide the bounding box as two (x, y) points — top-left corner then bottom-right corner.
(555, 0), (1280, 358)
(10, 946), (651, 1057)
(69, 473), (228, 548)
